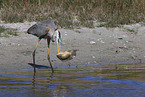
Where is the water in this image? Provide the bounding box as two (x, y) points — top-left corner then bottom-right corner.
(1, 63), (145, 97)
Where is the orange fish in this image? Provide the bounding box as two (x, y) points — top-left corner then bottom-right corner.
(56, 50), (77, 61)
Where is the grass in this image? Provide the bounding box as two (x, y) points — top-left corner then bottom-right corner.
(0, 0), (145, 28)
(0, 26), (18, 37)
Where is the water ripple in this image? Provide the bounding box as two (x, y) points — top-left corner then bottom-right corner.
(1, 64), (145, 97)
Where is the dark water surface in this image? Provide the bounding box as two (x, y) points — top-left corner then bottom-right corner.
(1, 63), (145, 97)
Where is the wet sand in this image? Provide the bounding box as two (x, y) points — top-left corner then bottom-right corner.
(0, 22), (145, 71)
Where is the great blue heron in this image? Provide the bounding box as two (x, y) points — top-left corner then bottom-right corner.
(27, 19), (62, 73)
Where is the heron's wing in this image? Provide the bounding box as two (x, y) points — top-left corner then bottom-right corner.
(27, 20), (55, 38)
(27, 24), (46, 37)
(37, 19), (55, 32)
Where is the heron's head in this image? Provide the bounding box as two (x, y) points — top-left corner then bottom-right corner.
(52, 30), (62, 43)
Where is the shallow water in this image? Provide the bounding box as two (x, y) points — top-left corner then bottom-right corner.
(1, 63), (145, 97)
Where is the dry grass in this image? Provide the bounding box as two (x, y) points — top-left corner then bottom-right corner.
(0, 0), (145, 28)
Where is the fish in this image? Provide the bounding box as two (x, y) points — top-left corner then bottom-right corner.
(56, 50), (77, 61)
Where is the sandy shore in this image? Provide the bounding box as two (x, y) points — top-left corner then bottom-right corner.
(0, 22), (145, 71)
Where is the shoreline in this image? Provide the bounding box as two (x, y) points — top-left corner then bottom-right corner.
(0, 22), (145, 71)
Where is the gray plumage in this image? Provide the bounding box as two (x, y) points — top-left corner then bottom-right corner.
(27, 19), (55, 41)
(27, 19), (62, 73)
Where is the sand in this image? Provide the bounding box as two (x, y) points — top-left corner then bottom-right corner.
(0, 22), (145, 72)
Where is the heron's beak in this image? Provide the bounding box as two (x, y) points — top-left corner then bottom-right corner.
(56, 30), (62, 53)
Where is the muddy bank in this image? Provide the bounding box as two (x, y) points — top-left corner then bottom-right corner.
(0, 22), (145, 71)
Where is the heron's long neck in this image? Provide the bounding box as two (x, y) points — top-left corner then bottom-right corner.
(56, 30), (61, 53)
(57, 43), (60, 53)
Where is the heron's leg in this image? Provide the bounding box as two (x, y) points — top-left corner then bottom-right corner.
(33, 39), (41, 72)
(47, 38), (54, 72)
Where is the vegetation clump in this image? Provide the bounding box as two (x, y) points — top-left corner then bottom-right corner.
(0, 26), (18, 37)
(0, 0), (145, 28)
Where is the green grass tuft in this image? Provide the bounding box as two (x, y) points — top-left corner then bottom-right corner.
(0, 26), (18, 37)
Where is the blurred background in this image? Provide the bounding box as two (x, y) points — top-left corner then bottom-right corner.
(0, 0), (145, 28)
